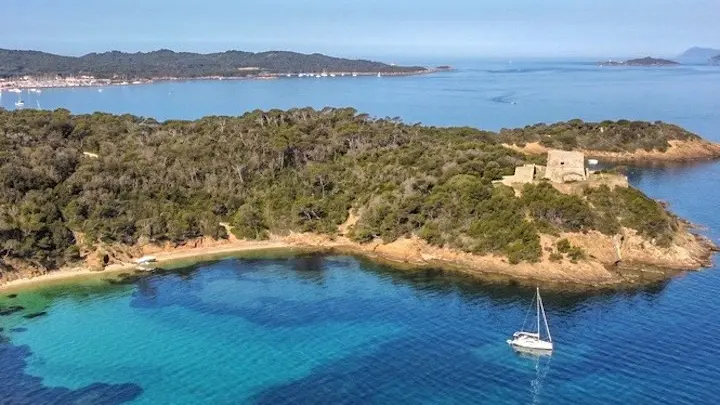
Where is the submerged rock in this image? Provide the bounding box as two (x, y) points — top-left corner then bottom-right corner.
(6, 294), (18, 299)
(0, 306), (25, 316)
(22, 311), (47, 319)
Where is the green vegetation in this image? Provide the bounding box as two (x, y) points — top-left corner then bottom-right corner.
(0, 108), (682, 274)
(0, 49), (426, 79)
(584, 185), (678, 246)
(499, 119), (700, 153)
(555, 238), (586, 262)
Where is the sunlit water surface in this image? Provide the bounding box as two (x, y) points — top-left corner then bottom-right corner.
(1, 60), (719, 404)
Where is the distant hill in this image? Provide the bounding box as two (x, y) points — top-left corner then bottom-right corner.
(677, 47), (720, 64)
(598, 57), (680, 67)
(0, 48), (428, 79)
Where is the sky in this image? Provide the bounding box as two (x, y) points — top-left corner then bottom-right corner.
(2, 0), (719, 59)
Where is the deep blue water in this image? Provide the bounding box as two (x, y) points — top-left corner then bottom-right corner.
(1, 60), (720, 404)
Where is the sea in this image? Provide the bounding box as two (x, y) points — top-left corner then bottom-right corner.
(1, 60), (719, 404)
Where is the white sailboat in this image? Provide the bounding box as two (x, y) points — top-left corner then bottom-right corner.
(507, 287), (553, 353)
(14, 93), (25, 109)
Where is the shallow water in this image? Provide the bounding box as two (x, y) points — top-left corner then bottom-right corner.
(1, 60), (720, 404)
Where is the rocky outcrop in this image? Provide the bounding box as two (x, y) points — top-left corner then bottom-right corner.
(505, 140), (720, 164)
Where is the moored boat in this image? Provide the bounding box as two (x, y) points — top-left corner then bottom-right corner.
(507, 287), (553, 353)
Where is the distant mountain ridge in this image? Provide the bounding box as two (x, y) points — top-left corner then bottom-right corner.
(676, 47), (720, 64)
(0, 48), (429, 78)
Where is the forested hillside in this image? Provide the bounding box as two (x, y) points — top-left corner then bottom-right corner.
(499, 119), (700, 152)
(0, 49), (426, 78)
(0, 108), (679, 273)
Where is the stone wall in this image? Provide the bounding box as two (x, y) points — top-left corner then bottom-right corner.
(495, 164), (537, 186)
(543, 150), (587, 183)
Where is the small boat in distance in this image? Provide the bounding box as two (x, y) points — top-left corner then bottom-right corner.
(507, 287), (553, 353)
(588, 158), (599, 165)
(14, 95), (25, 108)
(135, 255), (157, 265)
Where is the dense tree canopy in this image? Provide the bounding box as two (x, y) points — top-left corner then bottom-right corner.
(0, 108), (679, 272)
(0, 49), (427, 78)
(499, 119), (700, 152)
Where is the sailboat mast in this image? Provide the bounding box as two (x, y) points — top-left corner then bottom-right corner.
(538, 289), (552, 342)
(536, 287), (540, 337)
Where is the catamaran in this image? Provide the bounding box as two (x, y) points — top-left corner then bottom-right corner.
(507, 287), (553, 353)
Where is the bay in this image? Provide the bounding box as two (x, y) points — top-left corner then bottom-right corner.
(1, 59), (719, 404)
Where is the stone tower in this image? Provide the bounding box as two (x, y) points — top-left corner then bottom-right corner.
(543, 150), (587, 183)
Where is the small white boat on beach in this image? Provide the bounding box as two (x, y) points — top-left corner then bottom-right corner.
(135, 256), (157, 265)
(507, 287), (553, 353)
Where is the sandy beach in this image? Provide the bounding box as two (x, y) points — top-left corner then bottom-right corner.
(0, 239), (298, 293)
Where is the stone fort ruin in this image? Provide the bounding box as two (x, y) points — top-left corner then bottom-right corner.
(495, 149), (627, 191)
(543, 150), (587, 183)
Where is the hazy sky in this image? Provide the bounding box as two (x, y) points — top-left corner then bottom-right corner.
(2, 0), (718, 59)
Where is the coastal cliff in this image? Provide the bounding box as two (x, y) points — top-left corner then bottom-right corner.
(0, 109), (717, 290)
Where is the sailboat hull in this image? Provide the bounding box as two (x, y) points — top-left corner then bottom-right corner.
(507, 335), (553, 352)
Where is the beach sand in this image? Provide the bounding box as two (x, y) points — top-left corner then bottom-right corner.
(0, 239), (297, 293)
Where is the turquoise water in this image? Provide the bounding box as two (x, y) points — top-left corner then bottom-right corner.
(1, 60), (720, 404)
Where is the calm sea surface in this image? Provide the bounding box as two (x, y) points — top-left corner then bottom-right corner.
(1, 60), (720, 404)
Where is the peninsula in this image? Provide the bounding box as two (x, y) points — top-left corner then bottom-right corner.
(0, 109), (717, 290)
(598, 57), (680, 67)
(499, 119), (720, 162)
(0, 48), (444, 90)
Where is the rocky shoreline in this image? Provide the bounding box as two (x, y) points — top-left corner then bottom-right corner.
(505, 140), (720, 164)
(1, 222), (716, 292)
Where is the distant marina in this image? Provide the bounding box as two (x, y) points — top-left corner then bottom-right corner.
(0, 67), (448, 92)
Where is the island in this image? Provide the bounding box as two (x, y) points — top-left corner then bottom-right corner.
(676, 47), (720, 64)
(712, 54), (720, 65)
(598, 57), (680, 67)
(0, 108), (717, 290)
(0, 48), (447, 90)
